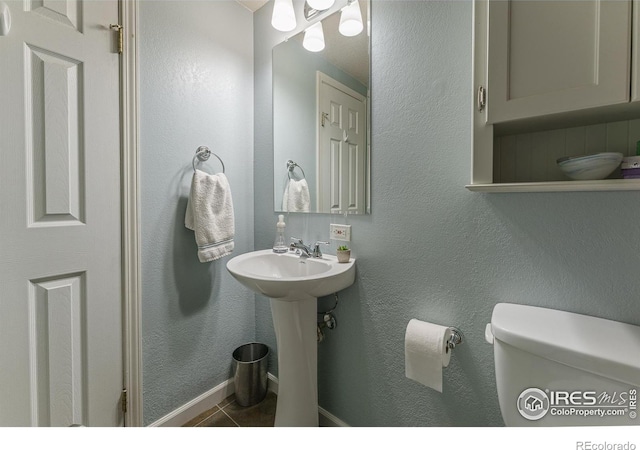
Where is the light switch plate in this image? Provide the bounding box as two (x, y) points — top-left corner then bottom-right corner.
(330, 224), (351, 241)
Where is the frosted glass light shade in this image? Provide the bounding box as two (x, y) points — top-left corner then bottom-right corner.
(307, 0), (335, 10)
(339, 0), (363, 37)
(272, 0), (296, 32)
(303, 22), (325, 52)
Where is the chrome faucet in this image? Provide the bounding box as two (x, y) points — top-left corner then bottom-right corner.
(290, 238), (312, 258)
(290, 238), (329, 258)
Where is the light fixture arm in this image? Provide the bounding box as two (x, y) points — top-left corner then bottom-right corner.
(304, 2), (321, 21)
(303, 0), (337, 22)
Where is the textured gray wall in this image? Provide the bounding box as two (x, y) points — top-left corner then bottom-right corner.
(255, 0), (640, 426)
(140, 1), (255, 425)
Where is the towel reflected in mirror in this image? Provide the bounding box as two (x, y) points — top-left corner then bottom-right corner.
(282, 178), (310, 212)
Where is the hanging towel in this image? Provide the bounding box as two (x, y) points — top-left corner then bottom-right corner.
(185, 170), (235, 262)
(282, 178), (310, 212)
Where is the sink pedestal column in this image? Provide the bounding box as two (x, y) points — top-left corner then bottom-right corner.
(269, 294), (318, 427)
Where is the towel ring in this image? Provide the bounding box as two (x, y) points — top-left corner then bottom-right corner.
(193, 146), (225, 173)
(286, 159), (306, 180)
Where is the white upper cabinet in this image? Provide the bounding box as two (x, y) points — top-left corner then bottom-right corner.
(469, 0), (640, 191)
(487, 0), (631, 124)
(633, 0), (640, 102)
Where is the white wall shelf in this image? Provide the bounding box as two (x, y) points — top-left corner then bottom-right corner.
(466, 179), (640, 193)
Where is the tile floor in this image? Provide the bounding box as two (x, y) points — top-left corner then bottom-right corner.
(182, 392), (277, 427)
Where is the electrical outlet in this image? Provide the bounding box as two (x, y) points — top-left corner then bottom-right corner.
(330, 224), (351, 241)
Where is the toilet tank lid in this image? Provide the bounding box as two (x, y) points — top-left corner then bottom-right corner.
(491, 303), (640, 387)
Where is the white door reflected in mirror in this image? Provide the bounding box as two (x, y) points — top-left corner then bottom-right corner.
(317, 72), (366, 214)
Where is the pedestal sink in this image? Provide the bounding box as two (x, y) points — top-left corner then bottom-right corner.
(226, 249), (356, 426)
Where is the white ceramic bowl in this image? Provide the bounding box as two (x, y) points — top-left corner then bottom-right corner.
(556, 152), (623, 180)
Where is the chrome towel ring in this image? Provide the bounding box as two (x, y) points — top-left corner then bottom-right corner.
(286, 159), (306, 180)
(193, 146), (225, 173)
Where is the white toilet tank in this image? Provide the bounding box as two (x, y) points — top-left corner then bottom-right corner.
(487, 303), (640, 427)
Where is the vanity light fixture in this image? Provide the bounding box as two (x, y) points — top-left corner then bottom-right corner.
(339, 0), (363, 37)
(303, 21), (325, 52)
(306, 0), (335, 10)
(272, 0), (297, 32)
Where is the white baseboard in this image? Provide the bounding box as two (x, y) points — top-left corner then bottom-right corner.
(267, 372), (279, 394)
(318, 406), (350, 427)
(148, 378), (235, 427)
(150, 372), (349, 427)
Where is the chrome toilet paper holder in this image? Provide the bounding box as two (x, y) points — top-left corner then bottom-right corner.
(446, 327), (464, 353)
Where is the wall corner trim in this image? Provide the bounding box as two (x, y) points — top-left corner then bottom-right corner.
(121, 0), (143, 428)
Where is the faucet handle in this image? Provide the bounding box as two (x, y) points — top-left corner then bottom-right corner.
(312, 241), (330, 258)
(289, 237), (303, 253)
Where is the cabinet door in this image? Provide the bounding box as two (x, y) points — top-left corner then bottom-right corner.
(632, 0), (640, 101)
(487, 0), (631, 124)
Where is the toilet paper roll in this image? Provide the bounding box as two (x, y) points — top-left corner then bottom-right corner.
(404, 319), (453, 393)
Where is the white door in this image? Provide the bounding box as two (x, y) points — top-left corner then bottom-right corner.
(317, 72), (366, 214)
(0, 0), (123, 426)
(487, 0), (631, 124)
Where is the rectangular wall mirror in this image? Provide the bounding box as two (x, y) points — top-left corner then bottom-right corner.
(273, 0), (370, 214)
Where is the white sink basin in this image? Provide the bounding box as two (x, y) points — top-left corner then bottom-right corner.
(226, 249), (355, 299)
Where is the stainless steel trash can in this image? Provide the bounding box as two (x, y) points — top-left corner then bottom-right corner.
(232, 343), (269, 407)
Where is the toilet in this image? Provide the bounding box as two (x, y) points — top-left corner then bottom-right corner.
(485, 303), (640, 426)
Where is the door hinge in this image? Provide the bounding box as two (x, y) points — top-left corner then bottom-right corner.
(321, 112), (329, 127)
(110, 24), (123, 54)
(121, 388), (128, 414)
(477, 85), (486, 112)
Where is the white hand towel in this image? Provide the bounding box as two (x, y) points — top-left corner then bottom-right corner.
(282, 179), (310, 212)
(185, 170), (234, 262)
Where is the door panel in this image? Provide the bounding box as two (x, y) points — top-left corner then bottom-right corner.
(27, 0), (82, 30)
(0, 0), (122, 426)
(26, 45), (84, 225)
(330, 138), (341, 210)
(30, 272), (86, 427)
